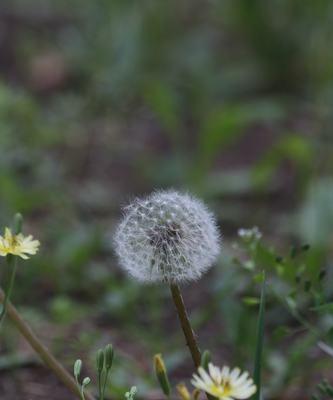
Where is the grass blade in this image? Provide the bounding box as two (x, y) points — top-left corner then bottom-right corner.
(253, 271), (266, 400)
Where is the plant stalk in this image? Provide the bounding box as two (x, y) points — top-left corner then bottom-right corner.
(252, 272), (266, 400)
(170, 283), (201, 367)
(0, 256), (18, 324)
(170, 284), (216, 400)
(0, 288), (95, 400)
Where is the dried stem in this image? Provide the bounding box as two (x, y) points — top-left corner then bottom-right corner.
(0, 288), (95, 400)
(170, 284), (216, 400)
(170, 283), (201, 367)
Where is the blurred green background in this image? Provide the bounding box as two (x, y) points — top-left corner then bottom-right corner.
(0, 1), (333, 399)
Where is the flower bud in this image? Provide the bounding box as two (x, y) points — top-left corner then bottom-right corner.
(73, 359), (82, 379)
(153, 354), (171, 396)
(82, 377), (91, 387)
(13, 213), (23, 235)
(200, 350), (211, 371)
(176, 383), (191, 400)
(125, 386), (138, 400)
(104, 344), (114, 370)
(96, 349), (104, 373)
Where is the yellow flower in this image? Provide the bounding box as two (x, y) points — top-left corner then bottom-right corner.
(0, 227), (40, 259)
(191, 363), (256, 400)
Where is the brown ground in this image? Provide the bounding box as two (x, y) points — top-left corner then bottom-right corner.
(0, 367), (75, 400)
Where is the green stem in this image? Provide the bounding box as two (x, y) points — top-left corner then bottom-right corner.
(75, 377), (85, 400)
(0, 287), (95, 400)
(252, 272), (266, 400)
(80, 386), (86, 400)
(102, 369), (110, 400)
(0, 256), (18, 324)
(98, 371), (103, 400)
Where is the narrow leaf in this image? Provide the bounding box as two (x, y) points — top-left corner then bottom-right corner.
(252, 271), (266, 400)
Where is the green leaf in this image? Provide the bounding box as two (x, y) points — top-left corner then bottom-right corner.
(144, 80), (180, 140)
(298, 178), (333, 247)
(196, 105), (249, 173)
(253, 134), (313, 187)
(310, 303), (333, 313)
(243, 297), (260, 306)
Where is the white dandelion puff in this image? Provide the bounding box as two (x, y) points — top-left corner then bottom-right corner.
(113, 190), (221, 283)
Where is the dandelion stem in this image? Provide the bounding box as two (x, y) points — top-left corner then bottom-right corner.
(170, 283), (201, 367)
(0, 287), (95, 400)
(170, 285), (216, 400)
(0, 256), (18, 325)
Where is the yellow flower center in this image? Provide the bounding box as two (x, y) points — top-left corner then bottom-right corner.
(209, 378), (232, 397)
(9, 236), (18, 248)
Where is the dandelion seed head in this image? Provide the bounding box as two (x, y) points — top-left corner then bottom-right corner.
(114, 190), (221, 283)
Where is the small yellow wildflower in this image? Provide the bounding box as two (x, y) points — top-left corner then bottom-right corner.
(0, 227), (40, 259)
(191, 363), (256, 400)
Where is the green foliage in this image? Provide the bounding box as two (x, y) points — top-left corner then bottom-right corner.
(298, 178), (333, 246)
(234, 227), (333, 396)
(253, 134), (313, 187)
(1, 0), (333, 398)
(311, 380), (333, 400)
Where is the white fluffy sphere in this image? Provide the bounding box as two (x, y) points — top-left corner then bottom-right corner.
(114, 190), (221, 283)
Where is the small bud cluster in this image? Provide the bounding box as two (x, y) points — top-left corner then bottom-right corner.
(73, 344), (114, 400)
(238, 226), (262, 241)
